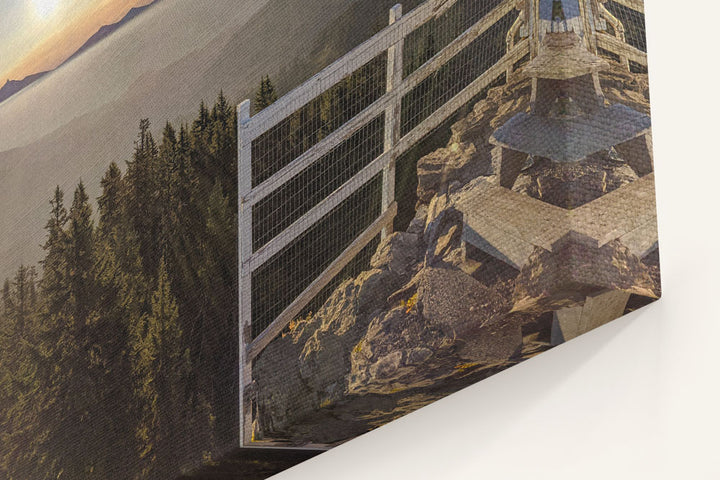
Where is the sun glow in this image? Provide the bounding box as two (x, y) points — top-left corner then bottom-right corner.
(32, 0), (61, 19)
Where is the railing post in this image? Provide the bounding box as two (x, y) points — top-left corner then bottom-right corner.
(382, 4), (403, 239)
(237, 99), (254, 446)
(505, 10), (523, 79)
(530, 0), (540, 58)
(597, 0), (630, 70)
(578, 0), (597, 52)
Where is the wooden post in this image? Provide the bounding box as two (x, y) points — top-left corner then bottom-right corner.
(597, 0), (630, 70)
(237, 99), (254, 446)
(578, 0), (597, 52)
(505, 11), (523, 79)
(382, 4), (403, 239)
(531, 0), (540, 58)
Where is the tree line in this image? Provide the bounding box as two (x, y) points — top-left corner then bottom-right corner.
(0, 90), (244, 479)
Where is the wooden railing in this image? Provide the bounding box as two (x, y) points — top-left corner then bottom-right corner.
(237, 0), (526, 447)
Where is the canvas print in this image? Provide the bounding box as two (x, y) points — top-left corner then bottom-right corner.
(0, 0), (659, 478)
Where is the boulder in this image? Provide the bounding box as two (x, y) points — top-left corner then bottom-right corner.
(423, 194), (464, 267)
(349, 267), (524, 395)
(370, 231), (423, 279)
(296, 268), (401, 404)
(416, 141), (488, 204)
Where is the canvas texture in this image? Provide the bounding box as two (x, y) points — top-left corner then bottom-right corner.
(0, 0), (659, 478)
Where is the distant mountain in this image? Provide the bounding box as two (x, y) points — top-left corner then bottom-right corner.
(64, 3), (158, 64)
(0, 1), (159, 105)
(0, 71), (50, 104)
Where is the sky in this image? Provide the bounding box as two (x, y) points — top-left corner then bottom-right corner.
(0, 0), (152, 82)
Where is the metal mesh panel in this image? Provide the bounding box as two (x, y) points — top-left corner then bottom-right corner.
(605, 1), (647, 52)
(628, 60), (647, 74)
(400, 10), (516, 135)
(252, 116), (384, 251)
(597, 46), (621, 63)
(250, 53), (387, 188)
(403, 0), (506, 77)
(250, 175), (383, 339)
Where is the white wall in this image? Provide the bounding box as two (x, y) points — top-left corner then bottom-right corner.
(277, 1), (720, 478)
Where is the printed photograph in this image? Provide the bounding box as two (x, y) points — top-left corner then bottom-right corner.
(0, 0), (659, 478)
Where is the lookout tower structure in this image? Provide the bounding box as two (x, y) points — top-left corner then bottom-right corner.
(508, 0), (640, 66)
(490, 30), (652, 188)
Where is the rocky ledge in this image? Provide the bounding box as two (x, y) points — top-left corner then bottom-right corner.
(251, 64), (660, 445)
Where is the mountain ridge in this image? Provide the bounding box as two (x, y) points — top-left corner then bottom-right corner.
(0, 1), (159, 105)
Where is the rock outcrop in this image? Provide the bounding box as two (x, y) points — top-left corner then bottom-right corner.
(252, 65), (659, 444)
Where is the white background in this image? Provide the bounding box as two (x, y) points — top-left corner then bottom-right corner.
(278, 2), (720, 478)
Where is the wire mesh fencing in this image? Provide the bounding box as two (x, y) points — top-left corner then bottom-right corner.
(240, 0), (527, 365)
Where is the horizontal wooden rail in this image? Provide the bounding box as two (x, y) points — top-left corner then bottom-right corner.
(596, 32), (647, 65)
(246, 202), (397, 361)
(246, 0), (455, 139)
(245, 98), (390, 206)
(402, 0), (517, 93)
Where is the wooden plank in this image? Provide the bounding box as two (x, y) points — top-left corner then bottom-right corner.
(553, 290), (631, 343)
(242, 442), (331, 450)
(246, 150), (392, 272)
(382, 4), (403, 239)
(246, 203), (397, 362)
(618, 216), (658, 258)
(237, 99), (254, 447)
(245, 0), (499, 139)
(456, 174), (658, 268)
(596, 32), (647, 65)
(574, 173), (657, 246)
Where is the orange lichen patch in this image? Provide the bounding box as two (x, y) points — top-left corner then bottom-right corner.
(405, 293), (418, 313)
(454, 362), (478, 371)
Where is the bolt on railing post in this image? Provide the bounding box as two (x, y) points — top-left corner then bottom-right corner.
(382, 3), (403, 240)
(237, 98), (254, 446)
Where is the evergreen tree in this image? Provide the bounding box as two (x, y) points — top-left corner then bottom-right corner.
(67, 181), (95, 327)
(98, 162), (124, 236)
(254, 75), (278, 112)
(130, 259), (189, 477)
(40, 186), (69, 317)
(0, 265), (43, 478)
(126, 119), (162, 278)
